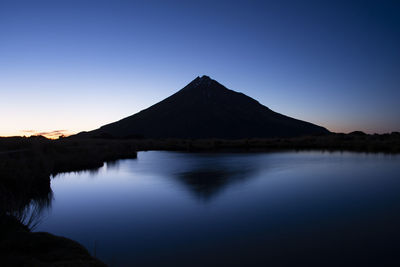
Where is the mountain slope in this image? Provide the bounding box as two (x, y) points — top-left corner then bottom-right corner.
(79, 76), (329, 139)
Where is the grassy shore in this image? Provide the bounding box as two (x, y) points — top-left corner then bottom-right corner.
(113, 132), (400, 153)
(0, 137), (137, 267)
(1, 136), (138, 210)
(1, 132), (399, 266)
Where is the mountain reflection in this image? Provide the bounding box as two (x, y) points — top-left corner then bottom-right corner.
(176, 167), (255, 200)
(119, 151), (266, 201)
(169, 153), (262, 201)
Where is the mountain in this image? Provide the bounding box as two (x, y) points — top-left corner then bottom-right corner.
(78, 76), (329, 139)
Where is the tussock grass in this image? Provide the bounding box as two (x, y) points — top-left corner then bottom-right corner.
(0, 136), (137, 217)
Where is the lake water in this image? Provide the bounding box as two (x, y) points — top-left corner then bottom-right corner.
(36, 151), (400, 266)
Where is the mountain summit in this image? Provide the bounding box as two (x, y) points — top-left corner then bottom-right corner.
(79, 76), (329, 139)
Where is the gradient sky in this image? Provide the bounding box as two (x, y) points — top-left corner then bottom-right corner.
(1, 0), (399, 137)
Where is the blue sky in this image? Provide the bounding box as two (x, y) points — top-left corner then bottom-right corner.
(1, 0), (399, 137)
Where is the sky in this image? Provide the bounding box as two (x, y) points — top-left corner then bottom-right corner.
(1, 0), (399, 137)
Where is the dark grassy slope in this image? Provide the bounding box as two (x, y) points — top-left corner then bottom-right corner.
(79, 76), (329, 139)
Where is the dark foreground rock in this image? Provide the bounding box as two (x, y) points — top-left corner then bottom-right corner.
(0, 216), (106, 267)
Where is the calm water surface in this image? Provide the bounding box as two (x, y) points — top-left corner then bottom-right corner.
(36, 151), (400, 266)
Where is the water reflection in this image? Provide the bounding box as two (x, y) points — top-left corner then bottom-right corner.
(106, 160), (120, 171)
(128, 152), (264, 200)
(37, 151), (400, 266)
(175, 161), (258, 200)
(53, 152), (262, 201)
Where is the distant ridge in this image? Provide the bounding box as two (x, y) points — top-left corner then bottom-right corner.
(77, 76), (329, 139)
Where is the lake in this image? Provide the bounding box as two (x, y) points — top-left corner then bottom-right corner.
(35, 151), (400, 266)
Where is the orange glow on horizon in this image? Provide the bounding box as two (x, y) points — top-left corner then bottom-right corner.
(0, 130), (75, 139)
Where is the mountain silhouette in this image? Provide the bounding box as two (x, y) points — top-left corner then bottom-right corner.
(79, 76), (329, 139)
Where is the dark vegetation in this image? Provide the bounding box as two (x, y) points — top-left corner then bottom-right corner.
(0, 136), (137, 266)
(78, 131), (400, 153)
(78, 76), (329, 139)
(0, 136), (137, 207)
